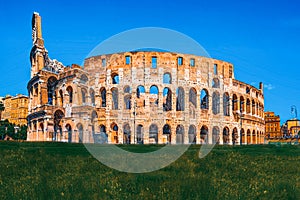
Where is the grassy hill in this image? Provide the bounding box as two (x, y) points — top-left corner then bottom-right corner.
(0, 142), (299, 199)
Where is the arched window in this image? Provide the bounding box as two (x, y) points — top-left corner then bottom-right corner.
(136, 85), (145, 98)
(176, 87), (185, 111)
(47, 77), (57, 105)
(163, 73), (172, 84)
(111, 123), (119, 144)
(200, 89), (209, 109)
(100, 87), (106, 107)
(163, 87), (172, 111)
(223, 93), (230, 116)
(54, 110), (64, 141)
(212, 92), (220, 115)
(80, 74), (88, 84)
(150, 85), (159, 106)
(77, 123), (83, 143)
(66, 86), (73, 103)
(137, 125), (144, 144)
(149, 124), (158, 144)
(223, 127), (230, 144)
(59, 89), (63, 106)
(176, 125), (184, 144)
(111, 88), (118, 110)
(124, 86), (131, 93)
(212, 126), (220, 144)
(188, 125), (196, 144)
(246, 87), (250, 94)
(124, 95), (131, 110)
(81, 88), (87, 105)
(200, 126), (208, 144)
(232, 127), (238, 145)
(123, 124), (131, 144)
(163, 124), (171, 143)
(240, 96), (245, 113)
(189, 87), (197, 108)
(252, 100), (256, 115)
(232, 94), (238, 112)
(246, 98), (251, 114)
(90, 89), (95, 106)
(212, 78), (220, 88)
(66, 124), (72, 143)
(112, 73), (119, 84)
(97, 125), (108, 144)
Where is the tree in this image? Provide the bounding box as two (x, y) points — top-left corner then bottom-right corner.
(0, 102), (4, 121)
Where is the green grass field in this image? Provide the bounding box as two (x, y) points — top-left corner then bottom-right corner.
(0, 142), (299, 200)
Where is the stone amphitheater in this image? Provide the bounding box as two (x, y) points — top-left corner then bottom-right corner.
(27, 13), (265, 145)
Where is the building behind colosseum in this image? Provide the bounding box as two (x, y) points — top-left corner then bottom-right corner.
(27, 13), (265, 145)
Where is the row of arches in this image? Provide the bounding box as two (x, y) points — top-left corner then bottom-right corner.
(47, 122), (263, 145)
(42, 76), (263, 118)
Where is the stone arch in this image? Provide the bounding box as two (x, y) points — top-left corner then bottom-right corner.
(189, 87), (197, 107)
(66, 86), (73, 103)
(150, 85), (159, 106)
(163, 87), (172, 111)
(232, 127), (238, 145)
(176, 87), (185, 111)
(81, 88), (87, 105)
(97, 124), (108, 144)
(136, 85), (145, 107)
(252, 100), (256, 115)
(136, 124), (144, 144)
(188, 125), (196, 144)
(77, 123), (83, 143)
(223, 92), (230, 116)
(252, 130), (256, 144)
(163, 72), (172, 84)
(176, 125), (184, 144)
(59, 89), (64, 106)
(200, 89), (209, 109)
(91, 110), (98, 135)
(90, 88), (95, 106)
(53, 110), (64, 141)
(232, 94), (238, 112)
(240, 96), (245, 113)
(111, 73), (119, 84)
(149, 124), (158, 144)
(80, 74), (88, 84)
(123, 123), (131, 144)
(247, 129), (251, 144)
(111, 123), (119, 144)
(246, 98), (251, 114)
(65, 124), (72, 143)
(212, 126), (220, 144)
(123, 85), (131, 93)
(241, 128), (245, 144)
(124, 94), (131, 110)
(163, 124), (171, 143)
(111, 87), (118, 110)
(200, 125), (209, 144)
(212, 91), (220, 115)
(223, 126), (230, 144)
(47, 76), (57, 105)
(246, 86), (250, 94)
(100, 87), (106, 107)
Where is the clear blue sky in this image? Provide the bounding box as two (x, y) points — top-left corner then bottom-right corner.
(0, 0), (299, 123)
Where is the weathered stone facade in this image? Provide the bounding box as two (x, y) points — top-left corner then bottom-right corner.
(27, 13), (265, 144)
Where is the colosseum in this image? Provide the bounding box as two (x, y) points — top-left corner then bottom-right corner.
(27, 13), (265, 145)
